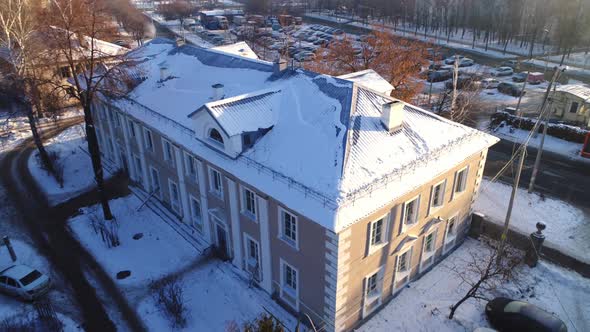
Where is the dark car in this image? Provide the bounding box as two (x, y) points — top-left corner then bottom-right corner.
(498, 82), (525, 97)
(512, 72), (528, 82)
(485, 297), (567, 332)
(427, 70), (453, 82)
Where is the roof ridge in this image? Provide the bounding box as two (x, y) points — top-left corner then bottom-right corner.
(206, 88), (282, 108)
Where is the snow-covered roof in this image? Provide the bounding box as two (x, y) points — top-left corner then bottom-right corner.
(212, 42), (259, 60)
(204, 89), (281, 136)
(113, 39), (498, 232)
(338, 69), (394, 96)
(556, 84), (590, 102)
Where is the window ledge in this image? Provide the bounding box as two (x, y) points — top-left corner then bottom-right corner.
(242, 211), (258, 222)
(366, 291), (381, 303)
(279, 236), (299, 251)
(368, 241), (388, 256)
(396, 270), (410, 282)
(282, 285), (297, 298)
(209, 190), (224, 201)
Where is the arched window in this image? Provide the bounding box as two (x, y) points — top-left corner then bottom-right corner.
(209, 128), (224, 145)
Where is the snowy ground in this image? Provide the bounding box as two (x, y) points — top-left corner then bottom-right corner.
(490, 125), (590, 164)
(27, 124), (99, 206)
(68, 194), (296, 331)
(359, 238), (590, 332)
(0, 108), (83, 154)
(474, 179), (590, 264)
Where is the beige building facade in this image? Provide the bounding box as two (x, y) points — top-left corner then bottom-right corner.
(91, 39), (497, 332)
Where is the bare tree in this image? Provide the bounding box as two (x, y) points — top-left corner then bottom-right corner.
(306, 28), (429, 100)
(0, 0), (59, 179)
(41, 0), (133, 220)
(446, 240), (522, 319)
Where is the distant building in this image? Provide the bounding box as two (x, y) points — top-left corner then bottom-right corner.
(92, 39), (498, 331)
(212, 41), (258, 59)
(550, 85), (590, 128)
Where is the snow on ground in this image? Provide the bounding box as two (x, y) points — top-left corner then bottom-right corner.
(138, 260), (297, 331)
(68, 194), (296, 331)
(474, 179), (590, 264)
(68, 195), (199, 286)
(27, 124), (98, 206)
(359, 238), (590, 332)
(490, 125), (590, 164)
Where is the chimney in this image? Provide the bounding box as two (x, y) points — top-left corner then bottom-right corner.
(212, 83), (224, 100)
(159, 65), (169, 82)
(381, 100), (404, 132)
(273, 58), (288, 76)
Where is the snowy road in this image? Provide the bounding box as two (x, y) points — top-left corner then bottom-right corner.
(485, 138), (590, 212)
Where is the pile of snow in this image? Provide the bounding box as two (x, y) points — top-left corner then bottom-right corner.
(359, 239), (590, 332)
(27, 124), (99, 205)
(474, 180), (589, 263)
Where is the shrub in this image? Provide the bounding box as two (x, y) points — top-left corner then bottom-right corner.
(490, 111), (589, 143)
(243, 314), (285, 332)
(150, 277), (187, 328)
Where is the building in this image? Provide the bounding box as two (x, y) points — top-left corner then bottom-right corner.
(91, 39), (498, 331)
(0, 28), (127, 110)
(550, 85), (590, 128)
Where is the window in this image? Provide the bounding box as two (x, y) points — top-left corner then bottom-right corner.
(208, 167), (223, 198)
(569, 101), (579, 114)
(430, 180), (446, 212)
(282, 261), (297, 292)
(113, 111), (121, 128)
(209, 128), (224, 145)
(424, 232), (435, 253)
(245, 235), (261, 280)
(162, 139), (175, 167)
(189, 196), (202, 230)
(168, 180), (181, 214)
(134, 155), (143, 184)
(128, 120), (136, 138)
(242, 187), (257, 220)
(279, 208), (297, 248)
(150, 167), (162, 198)
(59, 66), (71, 78)
(444, 214), (459, 253)
(447, 216), (456, 239)
(144, 129), (154, 152)
(454, 167), (469, 195)
(370, 218), (383, 246)
(366, 272), (378, 297)
(397, 249), (411, 273)
(184, 153), (197, 181)
(403, 196), (420, 228)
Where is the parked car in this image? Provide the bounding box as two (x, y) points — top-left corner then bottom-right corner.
(501, 59), (519, 69)
(0, 265), (51, 301)
(445, 76), (480, 90)
(444, 55), (464, 64)
(485, 297), (567, 332)
(512, 72), (528, 82)
(445, 56), (474, 67)
(427, 70), (453, 82)
(481, 78), (500, 89)
(498, 82), (525, 97)
(528, 72), (545, 85)
(492, 66), (514, 76)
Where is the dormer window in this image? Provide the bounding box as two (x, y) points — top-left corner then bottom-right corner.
(209, 128), (224, 145)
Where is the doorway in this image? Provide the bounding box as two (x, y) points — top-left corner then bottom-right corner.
(215, 224), (229, 260)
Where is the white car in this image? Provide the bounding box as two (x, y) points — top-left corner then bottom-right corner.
(481, 78), (500, 89)
(491, 66), (514, 76)
(0, 265), (51, 301)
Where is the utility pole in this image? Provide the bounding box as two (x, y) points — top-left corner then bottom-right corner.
(528, 66), (564, 193)
(514, 69), (529, 117)
(496, 146), (527, 264)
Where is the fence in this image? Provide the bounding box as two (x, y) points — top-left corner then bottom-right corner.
(470, 213), (590, 278)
